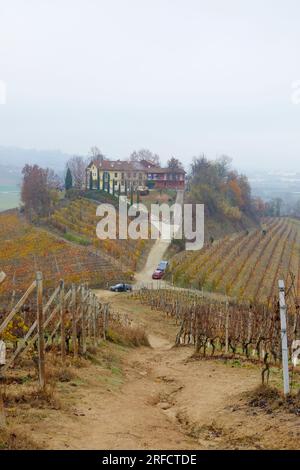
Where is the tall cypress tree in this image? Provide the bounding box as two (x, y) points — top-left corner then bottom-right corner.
(89, 172), (93, 190)
(97, 170), (100, 190)
(65, 168), (73, 190)
(130, 185), (133, 206)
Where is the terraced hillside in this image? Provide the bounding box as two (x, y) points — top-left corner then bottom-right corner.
(46, 197), (151, 271)
(170, 217), (300, 305)
(0, 211), (130, 298)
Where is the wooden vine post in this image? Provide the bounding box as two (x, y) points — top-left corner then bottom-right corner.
(60, 280), (66, 364)
(93, 295), (97, 348)
(36, 271), (46, 390)
(81, 285), (87, 355)
(71, 284), (78, 359)
(103, 304), (109, 341)
(225, 298), (229, 354)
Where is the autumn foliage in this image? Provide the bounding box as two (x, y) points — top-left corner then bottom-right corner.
(0, 212), (130, 299)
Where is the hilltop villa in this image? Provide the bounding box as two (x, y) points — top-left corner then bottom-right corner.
(86, 159), (185, 193)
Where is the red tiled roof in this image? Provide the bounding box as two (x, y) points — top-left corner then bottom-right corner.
(87, 159), (185, 174)
(146, 167), (186, 174)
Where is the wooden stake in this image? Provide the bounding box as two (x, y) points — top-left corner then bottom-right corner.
(36, 272), (45, 390)
(93, 296), (97, 348)
(225, 299), (229, 354)
(60, 280), (66, 363)
(81, 285), (87, 355)
(103, 304), (108, 341)
(0, 386), (6, 429)
(72, 284), (78, 358)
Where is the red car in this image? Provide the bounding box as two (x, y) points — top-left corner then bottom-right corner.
(152, 269), (164, 280)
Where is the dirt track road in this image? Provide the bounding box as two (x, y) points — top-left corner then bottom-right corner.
(23, 292), (300, 450)
(135, 190), (184, 285)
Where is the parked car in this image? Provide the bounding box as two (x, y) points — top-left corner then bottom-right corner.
(152, 269), (164, 280)
(110, 283), (132, 292)
(137, 185), (149, 196)
(157, 260), (169, 272)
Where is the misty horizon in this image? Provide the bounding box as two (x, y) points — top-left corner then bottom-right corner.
(1, 1), (300, 172)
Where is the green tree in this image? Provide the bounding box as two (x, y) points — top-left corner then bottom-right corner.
(130, 185), (133, 205)
(167, 157), (183, 170)
(65, 167), (73, 190)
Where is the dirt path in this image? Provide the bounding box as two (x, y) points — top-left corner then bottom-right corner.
(18, 292), (300, 450)
(135, 190), (184, 286)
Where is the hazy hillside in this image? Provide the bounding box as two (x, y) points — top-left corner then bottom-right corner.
(187, 156), (260, 241)
(0, 165), (21, 186)
(0, 146), (71, 173)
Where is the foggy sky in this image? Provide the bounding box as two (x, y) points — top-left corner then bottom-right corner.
(0, 0), (300, 171)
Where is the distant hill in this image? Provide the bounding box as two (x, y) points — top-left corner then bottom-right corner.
(0, 165), (21, 186)
(0, 146), (71, 174)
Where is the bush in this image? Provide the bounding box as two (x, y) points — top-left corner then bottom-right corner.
(63, 232), (91, 246)
(107, 324), (150, 348)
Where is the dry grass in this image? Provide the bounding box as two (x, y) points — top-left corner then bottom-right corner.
(247, 385), (300, 416)
(2, 382), (60, 410)
(46, 363), (77, 384)
(107, 323), (150, 348)
(0, 426), (39, 450)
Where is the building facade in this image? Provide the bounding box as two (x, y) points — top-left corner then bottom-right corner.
(86, 159), (185, 193)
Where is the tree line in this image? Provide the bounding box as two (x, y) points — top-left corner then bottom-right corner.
(20, 147), (272, 223)
(187, 155), (255, 221)
(20, 147), (183, 219)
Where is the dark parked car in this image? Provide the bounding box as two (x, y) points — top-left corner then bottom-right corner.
(110, 283), (132, 292)
(152, 269), (164, 280)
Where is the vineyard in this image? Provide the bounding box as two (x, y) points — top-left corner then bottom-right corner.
(46, 197), (152, 271)
(133, 287), (300, 384)
(169, 217), (300, 305)
(0, 274), (114, 386)
(0, 212), (130, 300)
